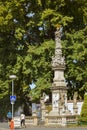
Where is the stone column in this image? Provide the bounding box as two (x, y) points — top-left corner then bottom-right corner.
(32, 112), (38, 126)
(73, 92), (78, 115)
(62, 116), (67, 126)
(40, 95), (46, 121)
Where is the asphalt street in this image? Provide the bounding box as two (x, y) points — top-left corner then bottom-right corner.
(1, 122), (87, 130)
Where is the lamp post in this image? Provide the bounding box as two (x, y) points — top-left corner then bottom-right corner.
(9, 75), (16, 119)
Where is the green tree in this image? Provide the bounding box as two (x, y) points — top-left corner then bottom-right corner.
(79, 93), (87, 122)
(62, 26), (87, 99)
(0, 0), (87, 117)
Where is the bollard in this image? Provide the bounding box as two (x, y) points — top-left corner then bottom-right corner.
(9, 119), (14, 130)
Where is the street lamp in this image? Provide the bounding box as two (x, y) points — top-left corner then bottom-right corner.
(9, 75), (17, 119)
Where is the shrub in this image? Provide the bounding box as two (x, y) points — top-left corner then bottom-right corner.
(78, 93), (87, 122)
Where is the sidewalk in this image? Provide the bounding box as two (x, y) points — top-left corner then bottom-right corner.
(1, 122), (87, 130)
(1, 128), (9, 130)
(0, 122), (9, 130)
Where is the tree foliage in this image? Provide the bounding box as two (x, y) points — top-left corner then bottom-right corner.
(79, 94), (87, 122)
(0, 0), (87, 116)
(63, 26), (87, 99)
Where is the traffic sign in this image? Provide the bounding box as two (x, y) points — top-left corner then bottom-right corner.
(10, 95), (16, 102)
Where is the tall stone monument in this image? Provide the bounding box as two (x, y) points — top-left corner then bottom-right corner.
(49, 27), (70, 116)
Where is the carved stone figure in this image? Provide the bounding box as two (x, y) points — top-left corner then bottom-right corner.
(52, 27), (65, 68)
(55, 27), (62, 49)
(73, 92), (78, 105)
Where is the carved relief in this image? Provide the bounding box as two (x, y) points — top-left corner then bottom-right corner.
(52, 56), (65, 67)
(55, 49), (62, 56)
(53, 93), (59, 108)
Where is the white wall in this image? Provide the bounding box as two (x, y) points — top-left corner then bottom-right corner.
(67, 101), (83, 115)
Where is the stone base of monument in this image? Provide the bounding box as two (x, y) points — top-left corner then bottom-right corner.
(45, 114), (78, 127)
(48, 110), (71, 117)
(44, 108), (76, 127)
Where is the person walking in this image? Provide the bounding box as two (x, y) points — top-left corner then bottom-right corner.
(7, 110), (12, 127)
(20, 112), (26, 128)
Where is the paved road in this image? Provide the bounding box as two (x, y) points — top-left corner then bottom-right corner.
(1, 122), (87, 130)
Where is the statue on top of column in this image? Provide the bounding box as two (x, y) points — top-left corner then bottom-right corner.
(55, 26), (63, 49)
(52, 26), (65, 68)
